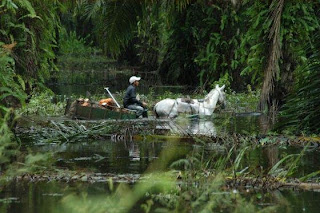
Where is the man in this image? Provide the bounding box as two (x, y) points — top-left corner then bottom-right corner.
(123, 76), (148, 118)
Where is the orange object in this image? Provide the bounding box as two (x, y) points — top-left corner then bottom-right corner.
(2, 42), (17, 52)
(99, 98), (115, 107)
(81, 98), (90, 106)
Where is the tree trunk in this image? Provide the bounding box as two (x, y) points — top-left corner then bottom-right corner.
(258, 0), (284, 112)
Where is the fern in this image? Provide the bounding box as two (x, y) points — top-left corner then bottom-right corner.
(0, 48), (27, 108)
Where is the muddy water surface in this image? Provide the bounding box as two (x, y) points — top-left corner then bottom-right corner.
(1, 114), (320, 212)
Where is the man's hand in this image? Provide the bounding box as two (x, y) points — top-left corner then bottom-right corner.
(142, 102), (147, 107)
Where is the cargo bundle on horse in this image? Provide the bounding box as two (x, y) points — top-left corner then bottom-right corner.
(154, 85), (226, 118)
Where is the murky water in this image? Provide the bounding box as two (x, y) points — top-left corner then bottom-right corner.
(0, 172), (320, 213)
(2, 118), (320, 212)
(1, 71), (319, 212)
(174, 112), (270, 135)
(30, 140), (190, 174)
(1, 178), (320, 213)
(3, 112), (320, 212)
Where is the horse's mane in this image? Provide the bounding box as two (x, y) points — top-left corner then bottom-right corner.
(204, 88), (217, 100)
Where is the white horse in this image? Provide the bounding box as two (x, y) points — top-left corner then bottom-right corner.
(154, 85), (226, 118)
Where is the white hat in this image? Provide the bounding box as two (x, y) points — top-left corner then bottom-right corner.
(129, 76), (141, 84)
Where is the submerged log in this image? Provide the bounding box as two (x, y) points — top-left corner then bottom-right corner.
(12, 171), (320, 192)
(225, 176), (320, 191)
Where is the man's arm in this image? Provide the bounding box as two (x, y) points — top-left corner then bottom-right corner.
(129, 87), (143, 106)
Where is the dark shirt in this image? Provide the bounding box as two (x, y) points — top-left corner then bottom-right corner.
(123, 84), (143, 107)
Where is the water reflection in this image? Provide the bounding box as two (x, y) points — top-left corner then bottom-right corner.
(188, 119), (217, 136)
(30, 139), (190, 174)
(1, 181), (320, 213)
(173, 117), (217, 136)
(127, 141), (140, 161)
(4, 113), (320, 212)
(1, 143), (319, 213)
(213, 112), (270, 135)
(173, 112), (269, 136)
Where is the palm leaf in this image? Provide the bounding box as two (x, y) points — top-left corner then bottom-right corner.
(259, 0), (284, 111)
(277, 33), (320, 134)
(77, 0), (194, 56)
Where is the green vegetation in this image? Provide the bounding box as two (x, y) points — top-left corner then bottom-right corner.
(1, 1), (320, 212)
(17, 91), (65, 116)
(0, 110), (19, 172)
(277, 34), (320, 134)
(1, 0), (320, 134)
(53, 137), (315, 213)
(52, 0), (320, 133)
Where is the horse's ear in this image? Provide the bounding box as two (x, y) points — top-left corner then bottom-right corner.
(216, 84), (220, 89)
(221, 85), (225, 90)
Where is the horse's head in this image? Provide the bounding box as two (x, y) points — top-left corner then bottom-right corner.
(215, 84), (226, 109)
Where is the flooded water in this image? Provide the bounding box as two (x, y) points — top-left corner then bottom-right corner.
(29, 139), (190, 174)
(174, 112), (269, 136)
(2, 114), (320, 212)
(3, 112), (320, 212)
(2, 180), (320, 213)
(1, 70), (319, 212)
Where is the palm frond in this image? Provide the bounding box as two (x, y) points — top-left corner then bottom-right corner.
(277, 33), (320, 134)
(76, 0), (195, 56)
(259, 0), (284, 111)
(77, 0), (142, 56)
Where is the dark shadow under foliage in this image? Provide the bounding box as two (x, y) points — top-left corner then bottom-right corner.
(277, 33), (320, 135)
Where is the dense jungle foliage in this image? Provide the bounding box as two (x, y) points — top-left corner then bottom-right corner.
(1, 0), (320, 164)
(1, 1), (320, 212)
